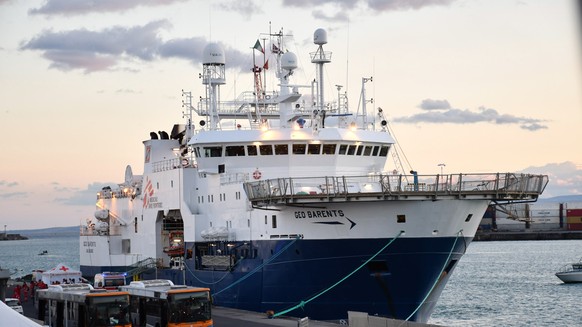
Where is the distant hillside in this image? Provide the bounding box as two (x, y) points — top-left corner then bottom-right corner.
(538, 195), (582, 203)
(10, 226), (78, 238)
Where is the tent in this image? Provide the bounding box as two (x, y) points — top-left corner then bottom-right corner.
(0, 300), (42, 326)
(41, 263), (82, 285)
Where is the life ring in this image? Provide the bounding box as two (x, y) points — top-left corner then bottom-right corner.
(253, 170), (262, 180)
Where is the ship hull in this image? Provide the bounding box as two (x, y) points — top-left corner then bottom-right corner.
(82, 235), (470, 322)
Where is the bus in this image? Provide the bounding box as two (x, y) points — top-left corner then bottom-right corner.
(36, 283), (131, 327)
(120, 279), (213, 327)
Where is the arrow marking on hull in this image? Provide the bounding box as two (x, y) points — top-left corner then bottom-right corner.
(312, 217), (356, 229)
(346, 217), (356, 229)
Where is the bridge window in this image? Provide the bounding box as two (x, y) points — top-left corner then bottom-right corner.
(247, 145), (258, 156)
(347, 145), (357, 155)
(338, 144), (348, 155)
(356, 145), (363, 155)
(379, 145), (390, 157)
(293, 144), (306, 154)
(272, 215), (277, 228)
(274, 144), (288, 155)
(204, 146), (222, 157)
(372, 146), (380, 156)
(225, 145), (245, 156)
(259, 145), (273, 155)
(363, 146), (373, 156)
(307, 144), (321, 154)
(322, 144), (336, 154)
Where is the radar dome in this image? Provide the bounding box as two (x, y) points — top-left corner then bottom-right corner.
(203, 43), (225, 65)
(313, 28), (327, 45)
(281, 52), (298, 71)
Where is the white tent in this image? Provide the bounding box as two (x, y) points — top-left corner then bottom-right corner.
(0, 300), (42, 326)
(41, 263), (82, 285)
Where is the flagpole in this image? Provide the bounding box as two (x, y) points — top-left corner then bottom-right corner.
(262, 37), (267, 98)
(252, 45), (257, 103)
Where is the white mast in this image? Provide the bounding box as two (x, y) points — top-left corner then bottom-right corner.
(310, 29), (331, 114)
(202, 43), (225, 130)
(278, 52), (298, 128)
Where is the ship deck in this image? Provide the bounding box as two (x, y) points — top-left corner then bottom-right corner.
(244, 172), (549, 208)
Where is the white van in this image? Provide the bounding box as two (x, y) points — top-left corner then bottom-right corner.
(5, 297), (23, 314)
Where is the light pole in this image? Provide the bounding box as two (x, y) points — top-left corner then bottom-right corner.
(438, 163), (446, 175)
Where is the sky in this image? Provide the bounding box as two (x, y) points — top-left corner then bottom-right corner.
(1, 0), (581, 230)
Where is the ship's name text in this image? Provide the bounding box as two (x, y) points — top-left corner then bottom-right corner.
(294, 210), (344, 219)
(83, 241), (97, 253)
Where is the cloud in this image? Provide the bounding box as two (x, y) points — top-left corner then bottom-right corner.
(282, 0), (457, 20)
(0, 180), (19, 187)
(0, 192), (27, 199)
(519, 162), (582, 197)
(419, 98), (451, 110)
(157, 37), (208, 61)
(313, 9), (351, 22)
(21, 22), (249, 73)
(29, 0), (188, 15)
(21, 21), (170, 72)
(215, 0), (263, 19)
(54, 182), (112, 206)
(394, 99), (548, 131)
(365, 0), (457, 11)
(0, 180), (26, 200)
(282, 0), (360, 9)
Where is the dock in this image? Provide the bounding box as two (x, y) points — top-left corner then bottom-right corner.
(4, 281), (440, 326)
(475, 230), (582, 241)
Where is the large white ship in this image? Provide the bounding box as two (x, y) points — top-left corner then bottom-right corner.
(79, 28), (548, 323)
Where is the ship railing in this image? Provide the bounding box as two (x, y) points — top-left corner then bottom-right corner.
(124, 257), (160, 277)
(79, 226), (122, 236)
(152, 158), (184, 172)
(243, 172), (549, 205)
(97, 189), (133, 200)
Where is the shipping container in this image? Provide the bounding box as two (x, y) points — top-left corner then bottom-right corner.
(568, 223), (582, 231)
(566, 209), (582, 217)
(566, 216), (582, 224)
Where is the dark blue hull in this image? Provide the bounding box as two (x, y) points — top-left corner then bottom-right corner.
(81, 236), (470, 323)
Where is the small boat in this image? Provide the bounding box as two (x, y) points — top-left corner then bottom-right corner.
(163, 231), (185, 257)
(38, 250), (48, 255)
(555, 258), (582, 283)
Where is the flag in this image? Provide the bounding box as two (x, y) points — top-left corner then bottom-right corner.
(263, 59), (269, 70)
(253, 40), (264, 53)
(272, 44), (282, 54)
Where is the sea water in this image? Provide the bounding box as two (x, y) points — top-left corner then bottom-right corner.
(1, 234), (581, 326)
(429, 239), (582, 326)
(0, 234), (79, 279)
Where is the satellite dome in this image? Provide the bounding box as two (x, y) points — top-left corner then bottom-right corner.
(281, 52), (298, 71)
(313, 28), (327, 45)
(203, 43), (225, 65)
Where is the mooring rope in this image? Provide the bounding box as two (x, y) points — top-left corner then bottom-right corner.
(211, 236), (301, 297)
(185, 263), (230, 285)
(403, 229), (464, 322)
(272, 230), (404, 318)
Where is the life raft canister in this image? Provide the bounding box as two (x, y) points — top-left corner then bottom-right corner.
(253, 169), (262, 180)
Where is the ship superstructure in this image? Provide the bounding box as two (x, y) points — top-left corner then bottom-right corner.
(80, 28), (548, 323)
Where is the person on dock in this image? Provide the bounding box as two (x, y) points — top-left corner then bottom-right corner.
(13, 284), (21, 301)
(22, 282), (29, 302)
